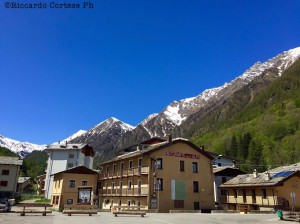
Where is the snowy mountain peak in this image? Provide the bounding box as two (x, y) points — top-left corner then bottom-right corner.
(59, 130), (87, 143)
(140, 113), (159, 126)
(0, 134), (46, 157)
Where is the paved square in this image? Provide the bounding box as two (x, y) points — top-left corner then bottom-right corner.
(0, 211), (285, 224)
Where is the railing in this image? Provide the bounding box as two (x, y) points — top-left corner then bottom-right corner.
(100, 166), (149, 179)
(99, 187), (149, 196)
(220, 195), (285, 207)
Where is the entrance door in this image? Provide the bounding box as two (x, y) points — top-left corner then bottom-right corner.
(194, 202), (200, 210)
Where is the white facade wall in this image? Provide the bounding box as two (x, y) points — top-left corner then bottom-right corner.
(0, 164), (19, 198)
(44, 148), (93, 199)
(212, 157), (234, 167)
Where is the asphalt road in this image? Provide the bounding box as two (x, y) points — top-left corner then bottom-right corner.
(0, 211), (285, 224)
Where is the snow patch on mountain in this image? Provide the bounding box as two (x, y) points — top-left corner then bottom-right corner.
(59, 130), (87, 143)
(0, 134), (46, 157)
(140, 113), (158, 126)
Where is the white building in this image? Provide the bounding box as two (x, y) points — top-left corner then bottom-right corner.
(44, 143), (94, 199)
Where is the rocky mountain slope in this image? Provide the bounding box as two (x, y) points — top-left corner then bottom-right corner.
(73, 47), (300, 161)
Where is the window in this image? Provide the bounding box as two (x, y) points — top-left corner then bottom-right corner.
(156, 158), (163, 169)
(69, 154), (75, 158)
(0, 181), (8, 187)
(127, 200), (131, 206)
(221, 189), (227, 196)
(120, 181), (123, 189)
(129, 160), (133, 169)
(180, 160), (185, 172)
(113, 164), (116, 172)
(192, 162), (198, 173)
(67, 163), (74, 168)
(67, 199), (73, 204)
(112, 182), (115, 189)
(128, 181), (132, 189)
(120, 162), (124, 170)
(69, 180), (75, 188)
(2, 169), (9, 175)
(138, 158), (142, 167)
(156, 178), (163, 191)
(193, 181), (199, 193)
(106, 165), (109, 173)
(82, 181), (88, 186)
(174, 200), (184, 208)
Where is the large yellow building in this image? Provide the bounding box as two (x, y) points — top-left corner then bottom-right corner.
(220, 163), (300, 211)
(99, 137), (215, 212)
(51, 166), (98, 209)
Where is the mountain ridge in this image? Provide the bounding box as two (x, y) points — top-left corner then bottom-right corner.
(2, 47), (300, 161)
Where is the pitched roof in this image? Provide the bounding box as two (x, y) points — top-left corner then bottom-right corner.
(51, 165), (98, 176)
(0, 156), (23, 165)
(45, 143), (88, 150)
(102, 138), (213, 165)
(18, 177), (32, 184)
(220, 162), (300, 188)
(45, 143), (95, 157)
(213, 166), (246, 176)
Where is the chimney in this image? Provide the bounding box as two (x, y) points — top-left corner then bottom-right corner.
(265, 172), (271, 181)
(199, 145), (205, 150)
(166, 134), (172, 143)
(253, 169), (258, 178)
(232, 160), (236, 168)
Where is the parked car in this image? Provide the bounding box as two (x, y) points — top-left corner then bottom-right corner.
(0, 199), (11, 212)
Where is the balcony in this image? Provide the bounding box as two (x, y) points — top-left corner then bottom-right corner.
(99, 187), (149, 197)
(100, 166), (149, 180)
(220, 195), (287, 208)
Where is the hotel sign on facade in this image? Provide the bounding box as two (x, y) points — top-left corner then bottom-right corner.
(165, 151), (200, 159)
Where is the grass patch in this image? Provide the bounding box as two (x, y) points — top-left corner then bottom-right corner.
(35, 199), (51, 203)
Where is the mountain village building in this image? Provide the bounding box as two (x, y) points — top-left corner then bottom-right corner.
(51, 166), (98, 209)
(213, 166), (245, 208)
(220, 163), (300, 212)
(44, 143), (94, 199)
(99, 137), (215, 212)
(0, 156), (23, 199)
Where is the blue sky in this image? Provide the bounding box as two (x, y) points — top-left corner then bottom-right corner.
(0, 0), (299, 144)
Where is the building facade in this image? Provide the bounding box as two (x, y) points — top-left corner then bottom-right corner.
(0, 157), (23, 199)
(99, 137), (215, 212)
(220, 163), (300, 211)
(213, 167), (245, 208)
(51, 166), (98, 209)
(44, 143), (94, 199)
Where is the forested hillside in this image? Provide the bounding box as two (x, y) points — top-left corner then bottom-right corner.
(0, 146), (18, 157)
(189, 59), (300, 172)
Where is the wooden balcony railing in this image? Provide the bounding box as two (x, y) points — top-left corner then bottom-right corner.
(99, 187), (149, 197)
(100, 166), (149, 179)
(219, 195), (286, 207)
